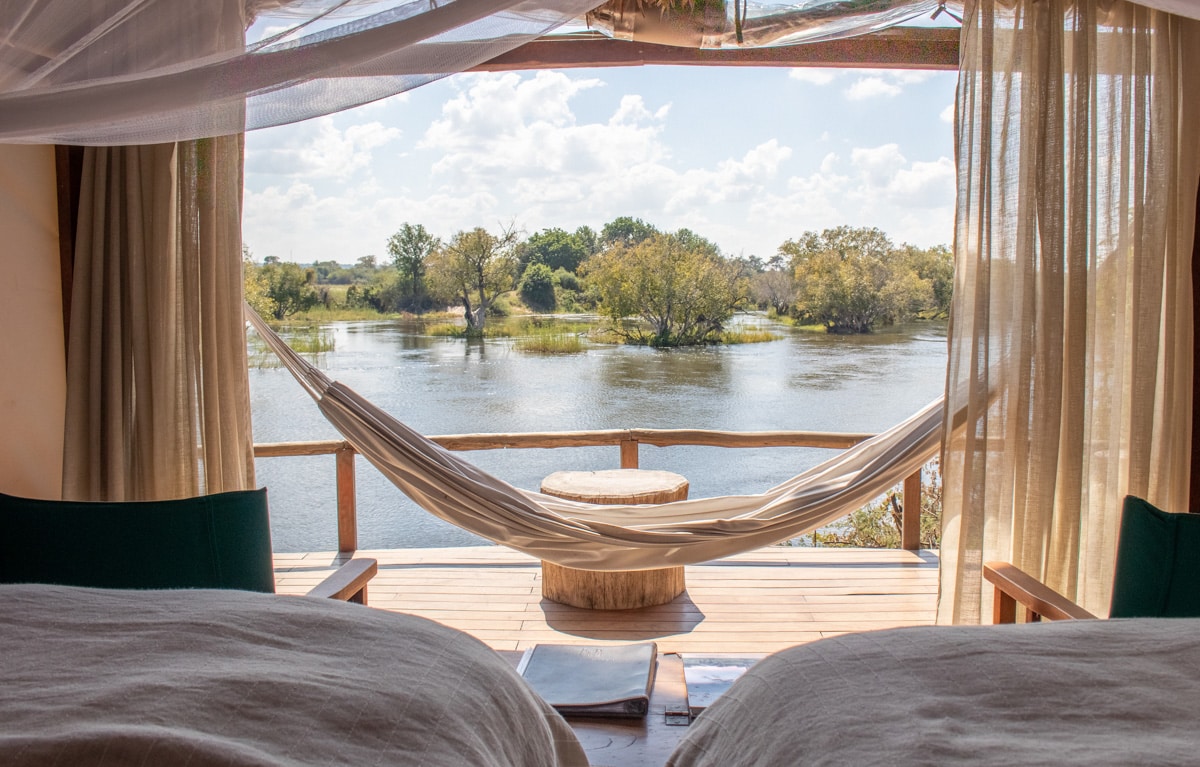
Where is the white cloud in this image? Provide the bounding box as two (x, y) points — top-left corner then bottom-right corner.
(887, 157), (955, 205)
(245, 116), (400, 181)
(850, 144), (907, 186)
(842, 69), (935, 101)
(418, 71), (676, 218)
(788, 68), (838, 86)
(845, 77), (903, 101)
(940, 103), (955, 123)
(855, 68), (934, 85)
(752, 142), (954, 252)
(665, 139), (793, 212)
(242, 68), (958, 264)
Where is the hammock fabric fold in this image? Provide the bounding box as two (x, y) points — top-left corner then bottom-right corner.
(248, 306), (943, 570)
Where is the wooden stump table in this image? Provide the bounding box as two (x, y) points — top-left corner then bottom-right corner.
(540, 469), (688, 610)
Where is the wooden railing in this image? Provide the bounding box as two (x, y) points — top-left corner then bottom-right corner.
(253, 429), (928, 553)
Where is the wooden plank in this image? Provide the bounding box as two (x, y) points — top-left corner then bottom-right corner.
(471, 28), (960, 72)
(305, 557), (377, 603)
(274, 545), (939, 655)
(254, 440), (350, 457)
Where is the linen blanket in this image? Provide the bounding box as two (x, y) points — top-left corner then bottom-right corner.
(668, 618), (1200, 766)
(0, 584), (587, 766)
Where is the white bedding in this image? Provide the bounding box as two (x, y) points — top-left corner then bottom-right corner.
(0, 584), (587, 766)
(668, 618), (1200, 766)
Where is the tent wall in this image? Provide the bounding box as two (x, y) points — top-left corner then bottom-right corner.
(0, 144), (65, 498)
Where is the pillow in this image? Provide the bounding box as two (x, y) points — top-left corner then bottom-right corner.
(1109, 495), (1200, 618)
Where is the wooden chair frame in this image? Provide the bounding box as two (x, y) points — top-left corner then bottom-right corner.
(308, 557), (378, 603)
(982, 562), (1098, 624)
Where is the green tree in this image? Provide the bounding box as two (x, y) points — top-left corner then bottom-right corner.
(781, 226), (933, 334)
(311, 259), (347, 284)
(359, 269), (403, 313)
(573, 225), (600, 258)
(600, 216), (659, 248)
(521, 227), (591, 273)
(387, 223), (440, 302)
(750, 266), (796, 316)
(426, 226), (520, 335)
(900, 243), (954, 315)
(518, 262), (557, 311)
(583, 232), (744, 347)
(242, 246), (273, 319)
(258, 260), (320, 320)
(812, 460), (943, 549)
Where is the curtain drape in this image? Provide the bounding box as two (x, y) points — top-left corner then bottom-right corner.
(938, 0), (1200, 623)
(62, 137), (254, 501)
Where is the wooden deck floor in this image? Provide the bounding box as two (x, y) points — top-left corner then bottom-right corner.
(274, 545), (938, 654)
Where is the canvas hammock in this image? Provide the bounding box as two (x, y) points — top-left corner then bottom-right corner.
(247, 306), (942, 570)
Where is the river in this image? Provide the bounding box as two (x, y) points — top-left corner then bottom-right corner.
(249, 315), (948, 552)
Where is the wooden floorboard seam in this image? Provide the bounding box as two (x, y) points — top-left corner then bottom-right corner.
(274, 545), (939, 654)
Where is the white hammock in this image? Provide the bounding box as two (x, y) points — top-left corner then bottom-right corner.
(248, 307), (942, 570)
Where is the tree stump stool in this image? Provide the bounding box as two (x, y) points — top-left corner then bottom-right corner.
(539, 469), (688, 610)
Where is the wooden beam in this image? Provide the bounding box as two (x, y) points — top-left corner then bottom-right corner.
(472, 27), (959, 73)
(336, 445), (357, 553)
(901, 468), (921, 550)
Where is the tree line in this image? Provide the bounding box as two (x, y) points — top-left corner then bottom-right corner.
(244, 219), (952, 345)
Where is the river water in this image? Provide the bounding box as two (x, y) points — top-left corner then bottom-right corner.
(249, 315), (948, 553)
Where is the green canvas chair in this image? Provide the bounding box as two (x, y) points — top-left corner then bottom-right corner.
(984, 495), (1200, 622)
(0, 488), (376, 603)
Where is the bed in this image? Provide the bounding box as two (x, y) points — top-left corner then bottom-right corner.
(0, 583), (587, 767)
(667, 618), (1200, 766)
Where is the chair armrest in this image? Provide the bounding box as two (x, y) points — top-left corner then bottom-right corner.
(306, 558), (378, 604)
(983, 561), (1097, 623)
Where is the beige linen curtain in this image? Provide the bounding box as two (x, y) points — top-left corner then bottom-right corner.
(61, 136), (254, 500)
(939, 0), (1200, 622)
(60, 3), (254, 501)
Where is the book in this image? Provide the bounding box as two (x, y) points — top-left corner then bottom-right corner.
(517, 642), (657, 718)
(681, 655), (758, 717)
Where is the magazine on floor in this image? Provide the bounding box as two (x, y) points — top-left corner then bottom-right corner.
(518, 642), (658, 718)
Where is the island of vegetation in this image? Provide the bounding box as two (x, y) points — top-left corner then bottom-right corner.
(244, 217), (951, 347)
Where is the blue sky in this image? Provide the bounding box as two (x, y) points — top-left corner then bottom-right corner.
(242, 63), (957, 265)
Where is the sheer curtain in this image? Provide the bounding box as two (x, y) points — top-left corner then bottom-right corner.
(62, 136), (254, 501)
(939, 0), (1200, 622)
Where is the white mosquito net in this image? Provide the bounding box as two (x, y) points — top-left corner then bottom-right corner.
(0, 0), (951, 145)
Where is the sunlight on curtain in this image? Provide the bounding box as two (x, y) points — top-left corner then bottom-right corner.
(939, 0), (1200, 623)
(62, 137), (254, 501)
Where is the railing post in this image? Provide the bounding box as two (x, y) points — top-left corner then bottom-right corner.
(901, 467), (921, 550)
(619, 436), (639, 469)
(335, 443), (357, 552)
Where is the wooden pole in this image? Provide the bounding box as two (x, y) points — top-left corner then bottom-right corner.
(901, 468), (922, 550)
(620, 437), (639, 469)
(335, 444), (357, 552)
